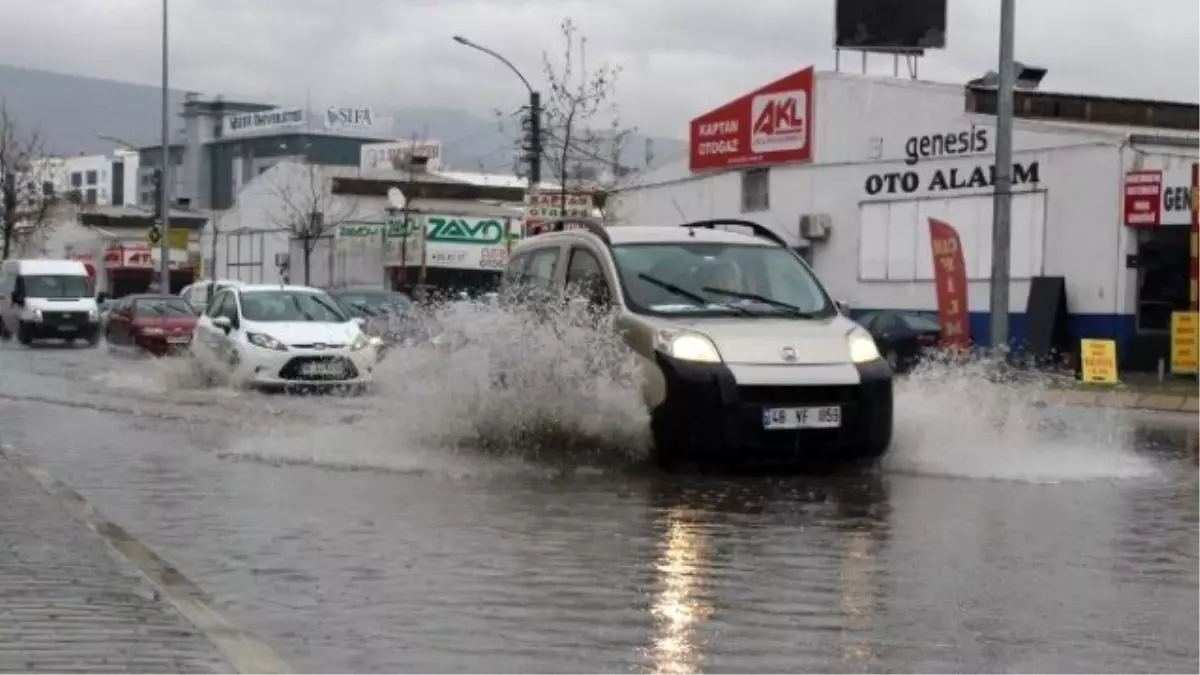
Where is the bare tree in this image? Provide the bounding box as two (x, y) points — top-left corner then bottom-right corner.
(265, 161), (361, 285)
(539, 18), (637, 219)
(0, 104), (68, 259)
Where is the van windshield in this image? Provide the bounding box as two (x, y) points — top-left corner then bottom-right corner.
(611, 243), (835, 318)
(22, 274), (92, 299)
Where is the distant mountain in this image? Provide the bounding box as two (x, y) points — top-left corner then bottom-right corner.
(0, 63), (687, 173)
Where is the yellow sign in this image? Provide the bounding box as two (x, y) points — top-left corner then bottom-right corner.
(1170, 311), (1199, 375)
(168, 228), (189, 251)
(147, 226), (161, 246)
(1080, 339), (1119, 384)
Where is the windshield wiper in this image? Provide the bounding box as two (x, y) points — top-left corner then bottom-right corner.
(637, 273), (751, 315)
(700, 287), (822, 318)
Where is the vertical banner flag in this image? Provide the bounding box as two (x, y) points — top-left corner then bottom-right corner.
(928, 218), (970, 349)
(1190, 162), (1198, 309)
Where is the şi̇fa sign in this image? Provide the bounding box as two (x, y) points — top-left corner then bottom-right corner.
(864, 124), (1041, 196)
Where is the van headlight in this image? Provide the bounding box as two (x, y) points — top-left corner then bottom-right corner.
(847, 327), (881, 363)
(88, 307), (99, 321)
(350, 333), (370, 351)
(656, 330), (722, 363)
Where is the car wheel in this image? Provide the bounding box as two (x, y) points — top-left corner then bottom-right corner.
(0, 322), (10, 341)
(17, 322), (34, 346)
(884, 348), (899, 371)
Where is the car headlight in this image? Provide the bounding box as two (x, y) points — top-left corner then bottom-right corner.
(29, 307), (42, 320)
(847, 327), (881, 364)
(367, 335), (384, 347)
(350, 333), (370, 351)
(430, 333), (448, 347)
(246, 332), (288, 351)
(656, 330), (722, 363)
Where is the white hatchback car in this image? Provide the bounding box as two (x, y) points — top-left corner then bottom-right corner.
(192, 284), (377, 390)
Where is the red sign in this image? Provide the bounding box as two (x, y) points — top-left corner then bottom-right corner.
(928, 218), (970, 349)
(688, 67), (814, 172)
(1123, 170), (1163, 227)
(104, 244), (154, 269)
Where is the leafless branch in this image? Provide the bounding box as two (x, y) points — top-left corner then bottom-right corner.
(0, 102), (71, 258)
(263, 161), (363, 284)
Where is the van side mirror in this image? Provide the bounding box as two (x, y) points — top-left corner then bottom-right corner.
(835, 300), (850, 315)
(96, 292), (108, 304)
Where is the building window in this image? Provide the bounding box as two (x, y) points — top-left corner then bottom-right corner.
(86, 170), (98, 185)
(41, 181), (54, 197)
(740, 168), (770, 213)
(140, 190), (153, 205)
(85, 188), (98, 205)
(71, 172), (83, 187)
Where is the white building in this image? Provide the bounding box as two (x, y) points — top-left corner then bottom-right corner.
(34, 150), (141, 207)
(616, 68), (1199, 371)
(205, 161), (529, 292)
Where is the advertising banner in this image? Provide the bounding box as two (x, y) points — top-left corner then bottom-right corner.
(359, 140), (443, 172)
(336, 215), (520, 271)
(221, 107), (306, 137)
(688, 67), (814, 172)
(927, 217), (969, 348)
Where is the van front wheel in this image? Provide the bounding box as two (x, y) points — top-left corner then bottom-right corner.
(17, 322), (35, 346)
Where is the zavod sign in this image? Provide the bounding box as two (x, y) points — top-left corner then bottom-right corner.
(338, 216), (518, 244)
(864, 125), (1041, 196)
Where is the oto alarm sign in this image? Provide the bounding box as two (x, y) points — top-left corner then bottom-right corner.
(688, 67), (815, 172)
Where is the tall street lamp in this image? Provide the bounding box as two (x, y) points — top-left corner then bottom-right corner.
(988, 0), (1017, 353)
(158, 0), (171, 294)
(452, 35), (541, 187)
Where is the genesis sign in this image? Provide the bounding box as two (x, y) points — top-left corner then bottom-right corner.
(688, 67), (814, 172)
(864, 125), (1040, 196)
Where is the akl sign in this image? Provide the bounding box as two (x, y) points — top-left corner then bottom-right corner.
(688, 67), (814, 172)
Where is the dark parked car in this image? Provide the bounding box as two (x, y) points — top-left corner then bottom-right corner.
(327, 288), (434, 356)
(856, 310), (942, 372)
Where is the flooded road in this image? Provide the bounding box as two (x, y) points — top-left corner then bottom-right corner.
(0, 340), (1195, 673)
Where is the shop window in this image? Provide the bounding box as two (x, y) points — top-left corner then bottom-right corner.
(741, 168), (770, 213)
(70, 172), (83, 187)
(86, 170), (97, 185)
(1135, 227), (1191, 333)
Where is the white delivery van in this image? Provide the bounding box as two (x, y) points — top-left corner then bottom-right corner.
(0, 259), (102, 347)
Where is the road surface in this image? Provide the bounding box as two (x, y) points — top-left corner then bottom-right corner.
(0, 340), (1195, 673)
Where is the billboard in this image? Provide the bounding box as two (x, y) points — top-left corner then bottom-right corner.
(688, 67), (814, 173)
(359, 140), (443, 172)
(221, 107), (306, 137)
(835, 0), (948, 51)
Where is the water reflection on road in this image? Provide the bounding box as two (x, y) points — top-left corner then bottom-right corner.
(0, 342), (1196, 673)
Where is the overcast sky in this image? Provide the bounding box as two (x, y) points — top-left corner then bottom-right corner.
(0, 0), (1196, 139)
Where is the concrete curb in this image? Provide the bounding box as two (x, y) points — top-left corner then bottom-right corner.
(0, 445), (293, 675)
(1039, 390), (1200, 413)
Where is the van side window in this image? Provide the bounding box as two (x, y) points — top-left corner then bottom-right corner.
(503, 253), (530, 287)
(565, 247), (611, 305)
(524, 248), (561, 291)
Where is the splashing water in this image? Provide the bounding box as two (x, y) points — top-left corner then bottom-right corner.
(217, 299), (652, 472)
(886, 351), (1157, 483)
(102, 305), (1159, 483)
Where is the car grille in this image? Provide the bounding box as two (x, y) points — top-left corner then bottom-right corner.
(42, 311), (90, 326)
(279, 356), (358, 381)
(289, 343), (346, 349)
(736, 384), (859, 406)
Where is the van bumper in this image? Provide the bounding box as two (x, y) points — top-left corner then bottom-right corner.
(649, 352), (894, 467)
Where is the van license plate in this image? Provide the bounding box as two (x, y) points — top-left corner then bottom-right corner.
(763, 406), (841, 430)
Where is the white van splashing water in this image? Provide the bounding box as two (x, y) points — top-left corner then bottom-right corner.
(887, 353), (1156, 483)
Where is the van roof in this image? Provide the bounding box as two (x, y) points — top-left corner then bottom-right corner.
(6, 259), (90, 274)
(513, 225), (776, 254)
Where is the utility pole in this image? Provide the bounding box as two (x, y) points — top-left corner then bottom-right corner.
(527, 91), (542, 187)
(988, 0), (1016, 353)
(158, 0), (171, 294)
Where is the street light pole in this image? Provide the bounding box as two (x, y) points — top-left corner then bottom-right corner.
(452, 36), (541, 188)
(988, 0), (1016, 353)
(158, 0), (171, 294)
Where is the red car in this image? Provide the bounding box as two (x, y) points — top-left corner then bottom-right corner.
(104, 294), (199, 356)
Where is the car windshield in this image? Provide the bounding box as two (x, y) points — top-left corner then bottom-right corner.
(22, 274), (91, 299)
(902, 313), (941, 331)
(239, 291), (349, 323)
(331, 291), (413, 317)
(611, 243), (834, 318)
(134, 297), (195, 317)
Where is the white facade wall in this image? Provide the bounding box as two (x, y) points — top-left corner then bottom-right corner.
(204, 162), (386, 287)
(618, 72), (1198, 343)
